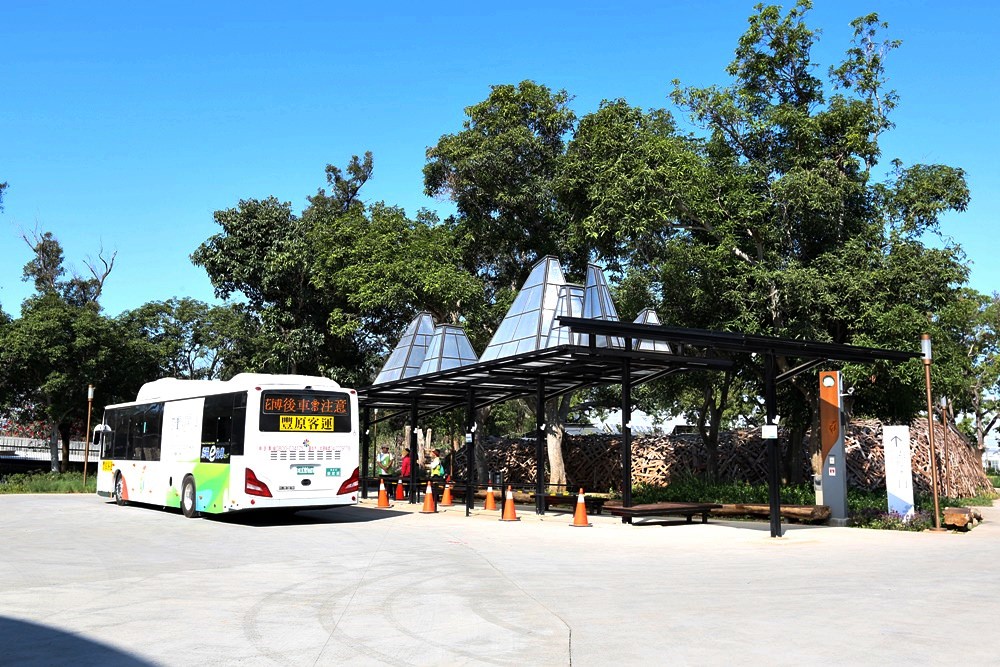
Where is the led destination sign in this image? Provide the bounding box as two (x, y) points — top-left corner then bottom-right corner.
(259, 390), (352, 433)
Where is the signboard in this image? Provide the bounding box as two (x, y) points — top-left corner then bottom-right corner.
(883, 425), (915, 520)
(818, 371), (841, 459)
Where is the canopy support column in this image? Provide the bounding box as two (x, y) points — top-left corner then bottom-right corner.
(535, 376), (546, 515)
(361, 407), (371, 499)
(408, 399), (419, 504)
(764, 352), (783, 538)
(466, 389), (476, 516)
(622, 357), (633, 508)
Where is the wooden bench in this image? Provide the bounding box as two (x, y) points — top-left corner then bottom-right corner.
(710, 503), (831, 523)
(534, 494), (608, 515)
(605, 501), (723, 525)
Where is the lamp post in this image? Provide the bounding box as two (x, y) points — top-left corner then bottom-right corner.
(940, 395), (951, 498)
(921, 334), (944, 531)
(83, 385), (94, 488)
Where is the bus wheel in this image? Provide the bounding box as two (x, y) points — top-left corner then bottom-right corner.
(114, 473), (127, 506)
(181, 476), (198, 518)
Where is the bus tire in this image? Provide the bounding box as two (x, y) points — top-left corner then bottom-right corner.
(181, 476), (199, 518)
(114, 472), (127, 506)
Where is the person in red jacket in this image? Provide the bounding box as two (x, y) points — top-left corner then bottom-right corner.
(399, 447), (411, 478)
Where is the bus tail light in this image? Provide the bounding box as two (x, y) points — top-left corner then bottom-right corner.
(245, 468), (272, 497)
(337, 467), (359, 495)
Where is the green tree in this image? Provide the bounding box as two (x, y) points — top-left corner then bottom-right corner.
(559, 1), (970, 481)
(425, 81), (585, 490)
(194, 155), (487, 387)
(309, 203), (485, 362)
(118, 298), (247, 380)
(933, 290), (1000, 450)
(0, 231), (152, 470)
(0, 295), (157, 470)
(425, 80), (582, 290)
(191, 195), (337, 377)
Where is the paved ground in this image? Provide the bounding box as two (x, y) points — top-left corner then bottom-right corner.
(1, 494), (998, 666)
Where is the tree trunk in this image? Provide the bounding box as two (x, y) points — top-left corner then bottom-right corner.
(785, 425), (805, 484)
(697, 372), (732, 482)
(48, 424), (59, 472)
(809, 401), (823, 477)
(418, 427), (432, 466)
(59, 423), (71, 473)
(475, 407), (492, 484)
(544, 395), (572, 492)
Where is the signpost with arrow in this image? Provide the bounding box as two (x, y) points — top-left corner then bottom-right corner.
(883, 425), (915, 521)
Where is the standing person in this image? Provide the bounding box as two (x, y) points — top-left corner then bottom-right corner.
(428, 449), (444, 478)
(376, 444), (395, 477)
(399, 446), (411, 480)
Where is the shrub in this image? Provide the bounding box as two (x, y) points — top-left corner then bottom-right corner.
(850, 507), (934, 531)
(0, 471), (96, 494)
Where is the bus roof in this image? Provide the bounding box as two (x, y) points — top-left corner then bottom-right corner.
(133, 373), (343, 403)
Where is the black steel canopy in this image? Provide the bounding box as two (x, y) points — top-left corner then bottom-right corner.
(357, 316), (921, 537)
(358, 343), (732, 415)
(558, 317), (921, 365)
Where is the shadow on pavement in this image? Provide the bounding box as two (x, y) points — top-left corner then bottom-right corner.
(0, 616), (153, 666)
(208, 505), (409, 527)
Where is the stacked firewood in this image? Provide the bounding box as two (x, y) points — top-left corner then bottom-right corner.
(452, 419), (993, 498)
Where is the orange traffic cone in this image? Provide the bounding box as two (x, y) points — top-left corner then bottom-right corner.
(377, 478), (390, 508)
(440, 478), (454, 506)
(420, 480), (438, 514)
(570, 488), (592, 527)
(395, 478), (405, 500)
(484, 485), (497, 511)
(500, 485), (519, 522)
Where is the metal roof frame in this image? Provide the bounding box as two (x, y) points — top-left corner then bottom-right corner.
(357, 316), (921, 537)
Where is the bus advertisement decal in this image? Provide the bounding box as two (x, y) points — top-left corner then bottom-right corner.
(191, 464), (230, 513)
(200, 445), (229, 463)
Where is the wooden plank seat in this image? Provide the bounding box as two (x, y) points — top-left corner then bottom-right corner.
(534, 494), (608, 514)
(710, 503), (831, 523)
(604, 501), (723, 525)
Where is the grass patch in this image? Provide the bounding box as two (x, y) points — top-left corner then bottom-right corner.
(0, 471), (96, 494)
(987, 473), (1000, 488)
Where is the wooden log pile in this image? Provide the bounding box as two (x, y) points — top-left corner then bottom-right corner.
(452, 418), (993, 498)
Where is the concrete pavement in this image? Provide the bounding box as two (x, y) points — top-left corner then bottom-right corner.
(1, 494), (998, 666)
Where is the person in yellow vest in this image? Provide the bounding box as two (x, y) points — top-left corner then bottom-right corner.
(428, 449), (444, 478)
(376, 444), (395, 477)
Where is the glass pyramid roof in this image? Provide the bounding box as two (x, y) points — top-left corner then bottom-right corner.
(581, 264), (624, 349)
(373, 312), (437, 384)
(417, 324), (479, 375)
(480, 256), (566, 362)
(633, 308), (672, 353)
(546, 284), (585, 347)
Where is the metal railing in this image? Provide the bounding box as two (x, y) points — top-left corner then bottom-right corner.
(0, 436), (100, 462)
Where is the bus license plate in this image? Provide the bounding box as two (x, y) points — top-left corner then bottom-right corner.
(295, 466), (315, 475)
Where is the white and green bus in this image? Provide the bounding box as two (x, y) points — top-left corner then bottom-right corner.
(95, 373), (360, 517)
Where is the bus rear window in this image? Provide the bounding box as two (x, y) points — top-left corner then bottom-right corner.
(259, 391), (352, 433)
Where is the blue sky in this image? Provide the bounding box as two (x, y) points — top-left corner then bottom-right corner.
(2, 1), (997, 317)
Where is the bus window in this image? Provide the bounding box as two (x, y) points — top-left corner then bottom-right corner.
(109, 409), (130, 460)
(200, 392), (246, 463)
(142, 403), (164, 461)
